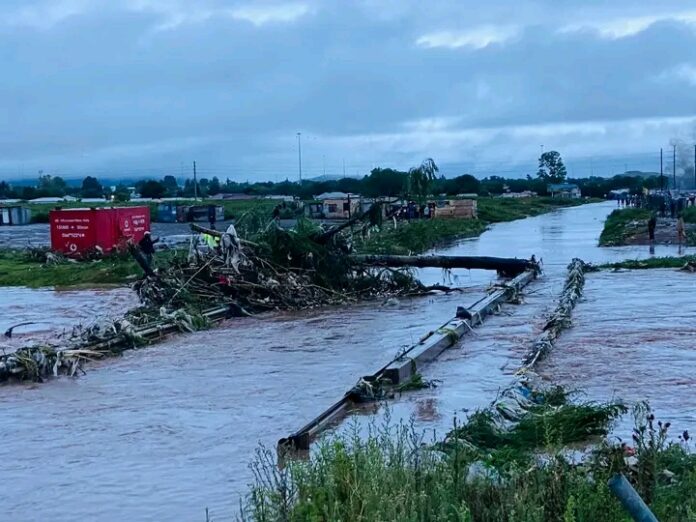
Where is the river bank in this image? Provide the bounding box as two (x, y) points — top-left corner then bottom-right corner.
(599, 207), (696, 246)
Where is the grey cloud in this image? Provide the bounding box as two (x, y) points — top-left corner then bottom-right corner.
(2, 0), (696, 179)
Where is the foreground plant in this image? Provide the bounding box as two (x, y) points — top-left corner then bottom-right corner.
(240, 401), (696, 522)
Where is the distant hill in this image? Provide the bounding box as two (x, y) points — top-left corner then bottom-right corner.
(621, 170), (660, 178)
(307, 174), (362, 182)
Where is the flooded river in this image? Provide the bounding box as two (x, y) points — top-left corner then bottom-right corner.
(1, 201), (694, 521)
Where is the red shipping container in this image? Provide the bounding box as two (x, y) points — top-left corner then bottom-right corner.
(49, 206), (150, 256)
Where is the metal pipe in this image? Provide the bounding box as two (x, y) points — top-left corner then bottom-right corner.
(607, 474), (658, 522)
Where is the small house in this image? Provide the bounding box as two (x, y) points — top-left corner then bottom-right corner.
(0, 205), (32, 225)
(548, 183), (580, 199)
(433, 198), (477, 219)
(315, 192), (360, 220)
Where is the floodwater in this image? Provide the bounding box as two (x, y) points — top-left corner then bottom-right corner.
(539, 269), (696, 438)
(2, 201), (694, 522)
(0, 286), (138, 351)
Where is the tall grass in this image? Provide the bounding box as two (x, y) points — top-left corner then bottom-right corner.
(241, 405), (696, 522)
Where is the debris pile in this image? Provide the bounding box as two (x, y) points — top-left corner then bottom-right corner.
(522, 257), (587, 367)
(134, 217), (428, 314)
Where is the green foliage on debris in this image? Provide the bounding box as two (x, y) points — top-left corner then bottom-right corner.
(448, 400), (627, 452)
(243, 403), (696, 522)
(599, 208), (652, 246)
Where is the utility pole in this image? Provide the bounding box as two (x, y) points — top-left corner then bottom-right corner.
(297, 132), (302, 183)
(660, 148), (664, 191)
(342, 158), (346, 178)
(193, 160), (198, 201)
(694, 144), (696, 189)
(673, 145), (677, 190)
(322, 154), (326, 177)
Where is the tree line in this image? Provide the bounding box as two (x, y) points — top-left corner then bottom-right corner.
(0, 151), (665, 202)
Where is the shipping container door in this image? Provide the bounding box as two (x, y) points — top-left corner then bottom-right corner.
(50, 210), (96, 255)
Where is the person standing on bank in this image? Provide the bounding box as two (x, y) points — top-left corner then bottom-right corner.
(677, 214), (686, 245)
(648, 213), (657, 242)
(138, 231), (159, 268)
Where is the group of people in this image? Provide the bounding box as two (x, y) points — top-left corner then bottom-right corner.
(394, 202), (437, 221)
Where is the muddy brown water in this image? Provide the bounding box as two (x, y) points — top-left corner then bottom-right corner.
(1, 201), (695, 521)
(538, 269), (696, 439)
(0, 286), (139, 351)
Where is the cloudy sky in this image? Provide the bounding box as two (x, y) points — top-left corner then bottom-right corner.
(2, 0), (696, 181)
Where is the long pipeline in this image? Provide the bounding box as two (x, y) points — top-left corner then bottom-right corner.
(278, 267), (538, 452)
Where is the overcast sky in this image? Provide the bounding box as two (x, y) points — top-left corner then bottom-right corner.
(2, 0), (696, 181)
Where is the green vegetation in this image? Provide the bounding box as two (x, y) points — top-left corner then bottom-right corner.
(598, 208), (652, 246)
(356, 218), (487, 255)
(476, 196), (588, 223)
(357, 197), (591, 255)
(245, 402), (696, 521)
(0, 249), (179, 287)
(682, 206), (696, 223)
(600, 255), (696, 270)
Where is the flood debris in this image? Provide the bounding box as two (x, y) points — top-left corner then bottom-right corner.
(136, 217), (435, 315)
(442, 376), (626, 453)
(0, 305), (231, 382)
(522, 258), (588, 367)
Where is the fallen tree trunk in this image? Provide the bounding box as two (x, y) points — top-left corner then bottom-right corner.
(350, 254), (536, 276)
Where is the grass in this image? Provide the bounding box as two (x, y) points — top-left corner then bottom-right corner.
(357, 197), (594, 255)
(243, 403), (696, 522)
(0, 249), (175, 287)
(476, 196), (590, 223)
(600, 255), (696, 270)
(598, 208), (652, 246)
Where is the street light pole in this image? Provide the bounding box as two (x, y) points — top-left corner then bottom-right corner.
(673, 145), (677, 190)
(660, 148), (664, 191)
(297, 132), (302, 183)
